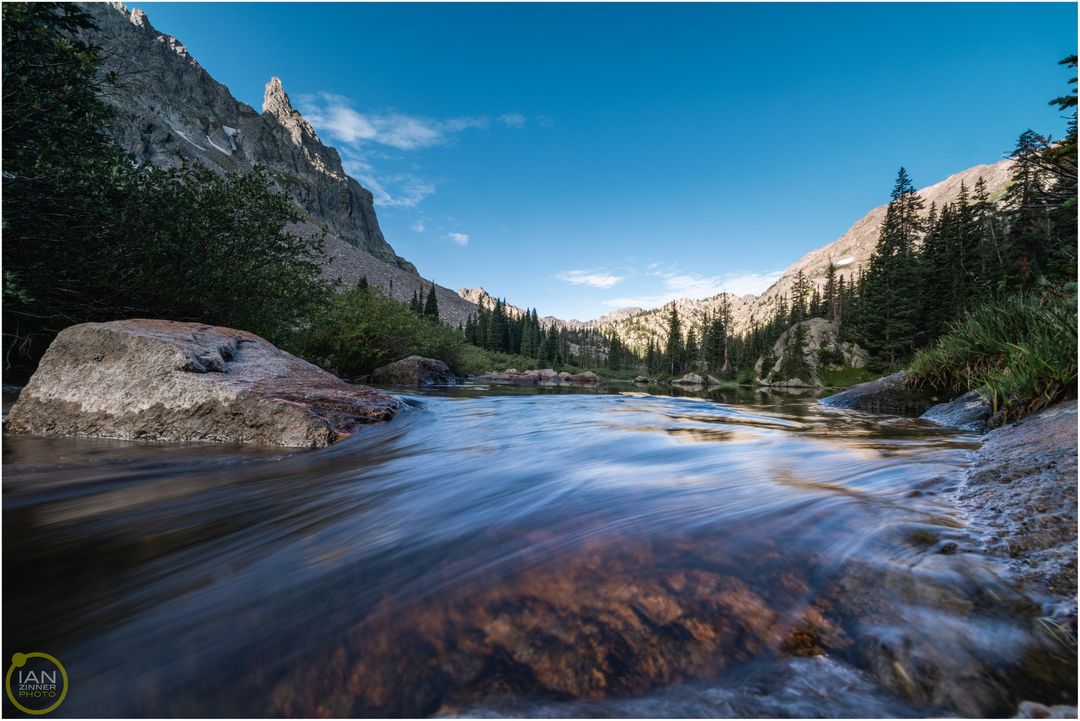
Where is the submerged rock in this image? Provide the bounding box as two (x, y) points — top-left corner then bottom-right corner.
(1015, 701), (1080, 718)
(4, 319), (402, 448)
(820, 372), (934, 416)
(370, 356), (459, 386)
(921, 390), (993, 432)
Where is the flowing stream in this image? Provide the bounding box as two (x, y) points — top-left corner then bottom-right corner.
(2, 385), (1073, 717)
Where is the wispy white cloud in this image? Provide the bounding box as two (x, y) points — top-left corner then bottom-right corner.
(497, 112), (527, 128)
(298, 93), (486, 150)
(446, 232), (470, 247)
(294, 92), (516, 209)
(556, 269), (624, 289)
(602, 266), (783, 308)
(410, 219), (427, 233)
(340, 151), (435, 207)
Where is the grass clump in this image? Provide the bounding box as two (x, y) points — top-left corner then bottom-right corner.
(817, 365), (880, 389)
(907, 290), (1077, 423)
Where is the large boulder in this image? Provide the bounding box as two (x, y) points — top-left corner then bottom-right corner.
(4, 320), (402, 448)
(672, 373), (705, 386)
(369, 356), (459, 386)
(756, 318), (868, 387)
(921, 390), (993, 432)
(819, 372), (934, 416)
(566, 371), (601, 384)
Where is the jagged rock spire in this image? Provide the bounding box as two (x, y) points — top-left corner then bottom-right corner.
(262, 76), (293, 118)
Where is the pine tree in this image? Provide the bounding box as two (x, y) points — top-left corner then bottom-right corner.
(823, 262), (838, 322)
(859, 167), (925, 366)
(1002, 130), (1055, 285)
(685, 326), (699, 371)
(663, 303), (685, 376)
(608, 334), (623, 370)
(790, 270), (811, 323)
(423, 282), (439, 319)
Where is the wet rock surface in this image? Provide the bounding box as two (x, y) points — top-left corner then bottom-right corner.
(369, 356), (459, 386)
(820, 372), (936, 416)
(4, 319), (402, 447)
(922, 390), (994, 433)
(950, 401), (1078, 615)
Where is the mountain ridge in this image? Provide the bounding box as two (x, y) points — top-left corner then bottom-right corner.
(81, 2), (416, 272)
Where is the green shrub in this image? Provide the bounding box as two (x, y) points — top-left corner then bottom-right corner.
(817, 365), (879, 389)
(291, 285), (464, 378)
(907, 290), (1077, 422)
(452, 347), (540, 377)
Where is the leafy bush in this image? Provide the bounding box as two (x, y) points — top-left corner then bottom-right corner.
(452, 347), (545, 377)
(907, 290), (1077, 422)
(292, 284), (465, 378)
(117, 163), (327, 344)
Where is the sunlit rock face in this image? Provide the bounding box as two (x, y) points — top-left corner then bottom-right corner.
(78, 2), (415, 273)
(755, 318), (869, 386)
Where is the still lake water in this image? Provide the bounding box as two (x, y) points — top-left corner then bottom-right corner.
(3, 384), (1074, 717)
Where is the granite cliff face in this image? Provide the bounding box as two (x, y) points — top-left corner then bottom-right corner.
(79, 2), (415, 273)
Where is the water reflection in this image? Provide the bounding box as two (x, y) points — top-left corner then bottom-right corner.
(2, 385), (1073, 717)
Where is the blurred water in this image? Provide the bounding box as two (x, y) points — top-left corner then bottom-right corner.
(2, 385), (1072, 717)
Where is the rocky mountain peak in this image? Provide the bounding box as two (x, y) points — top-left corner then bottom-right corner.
(262, 76), (292, 117)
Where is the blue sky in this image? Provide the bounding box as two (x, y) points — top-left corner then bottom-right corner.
(140, 2), (1076, 320)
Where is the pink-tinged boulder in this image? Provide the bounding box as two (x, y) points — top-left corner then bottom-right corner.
(5, 319), (403, 448)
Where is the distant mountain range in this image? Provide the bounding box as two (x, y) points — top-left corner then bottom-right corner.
(581, 157), (1015, 350)
(84, 2), (1015, 345)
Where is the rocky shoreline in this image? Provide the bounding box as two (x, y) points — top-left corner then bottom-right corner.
(822, 376), (1078, 715)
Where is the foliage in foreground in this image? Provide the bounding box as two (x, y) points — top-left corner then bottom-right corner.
(2, 3), (325, 376)
(907, 290), (1078, 423)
